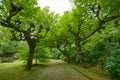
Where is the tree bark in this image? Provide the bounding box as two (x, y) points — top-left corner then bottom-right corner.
(66, 53), (70, 63)
(25, 44), (35, 71)
(75, 40), (84, 67)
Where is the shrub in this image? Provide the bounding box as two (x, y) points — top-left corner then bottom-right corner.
(105, 49), (120, 77)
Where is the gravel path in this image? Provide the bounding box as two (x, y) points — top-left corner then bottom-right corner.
(24, 60), (90, 80)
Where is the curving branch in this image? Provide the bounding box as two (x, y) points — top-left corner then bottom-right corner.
(5, 3), (23, 23)
(0, 3), (24, 33)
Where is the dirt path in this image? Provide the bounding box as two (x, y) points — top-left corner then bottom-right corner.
(24, 60), (90, 80)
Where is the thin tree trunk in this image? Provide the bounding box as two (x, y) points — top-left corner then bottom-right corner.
(25, 45), (35, 71)
(35, 54), (38, 65)
(66, 53), (70, 63)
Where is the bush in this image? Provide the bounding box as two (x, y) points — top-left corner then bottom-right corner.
(105, 49), (120, 77)
(1, 57), (16, 63)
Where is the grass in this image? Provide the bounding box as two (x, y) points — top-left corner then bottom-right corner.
(0, 60), (49, 80)
(0, 61), (31, 80)
(70, 64), (111, 80)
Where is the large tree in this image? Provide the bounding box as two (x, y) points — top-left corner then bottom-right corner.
(59, 0), (120, 66)
(0, 0), (58, 70)
(48, 33), (72, 63)
(45, 23), (74, 63)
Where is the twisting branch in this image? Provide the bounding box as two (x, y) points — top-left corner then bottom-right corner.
(43, 27), (50, 38)
(77, 20), (84, 36)
(5, 3), (23, 23)
(0, 3), (24, 33)
(81, 24), (103, 41)
(11, 30), (25, 41)
(67, 24), (77, 37)
(81, 4), (120, 41)
(103, 15), (120, 23)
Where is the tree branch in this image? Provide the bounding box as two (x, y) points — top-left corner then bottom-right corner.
(103, 15), (120, 23)
(0, 3), (24, 33)
(11, 32), (26, 41)
(81, 25), (103, 41)
(67, 25), (77, 37)
(81, 15), (120, 41)
(77, 20), (84, 36)
(5, 3), (23, 23)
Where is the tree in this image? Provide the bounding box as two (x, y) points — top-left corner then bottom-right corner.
(0, 0), (58, 70)
(34, 45), (51, 65)
(59, 0), (120, 67)
(45, 25), (72, 62)
(48, 34), (72, 63)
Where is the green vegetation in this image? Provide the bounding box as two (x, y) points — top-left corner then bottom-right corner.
(0, 0), (120, 79)
(0, 61), (30, 80)
(71, 64), (111, 80)
(0, 60), (49, 80)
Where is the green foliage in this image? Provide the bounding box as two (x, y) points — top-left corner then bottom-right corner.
(34, 45), (52, 62)
(14, 42), (29, 61)
(0, 27), (12, 48)
(1, 0), (58, 42)
(67, 46), (79, 63)
(0, 0), (59, 70)
(0, 0), (120, 77)
(82, 33), (105, 65)
(15, 42), (52, 62)
(0, 41), (23, 57)
(49, 48), (60, 59)
(104, 26), (120, 77)
(105, 49), (120, 77)
(82, 22), (120, 77)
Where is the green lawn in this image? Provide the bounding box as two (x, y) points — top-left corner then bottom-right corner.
(0, 61), (31, 80)
(0, 60), (49, 80)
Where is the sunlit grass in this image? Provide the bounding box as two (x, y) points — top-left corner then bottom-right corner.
(0, 61), (30, 80)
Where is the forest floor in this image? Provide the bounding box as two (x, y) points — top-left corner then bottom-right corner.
(24, 60), (90, 80)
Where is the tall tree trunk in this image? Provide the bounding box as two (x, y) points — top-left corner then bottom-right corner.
(25, 44), (35, 71)
(75, 40), (84, 67)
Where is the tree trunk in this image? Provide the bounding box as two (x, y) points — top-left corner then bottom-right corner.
(25, 45), (35, 71)
(75, 40), (84, 67)
(35, 54), (38, 65)
(57, 47), (70, 63)
(66, 53), (70, 63)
